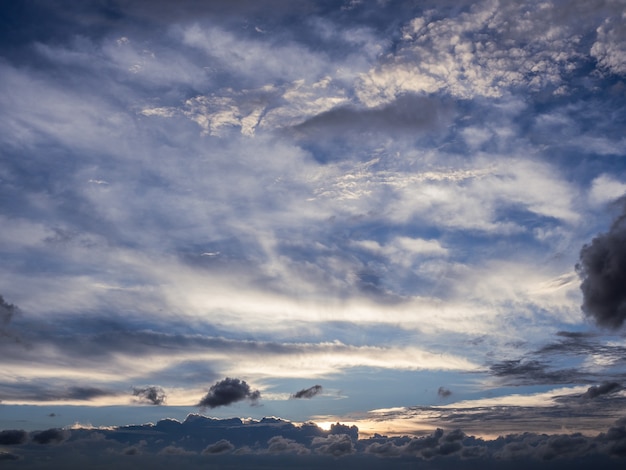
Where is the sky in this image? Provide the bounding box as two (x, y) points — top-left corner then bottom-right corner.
(1, 0), (626, 467)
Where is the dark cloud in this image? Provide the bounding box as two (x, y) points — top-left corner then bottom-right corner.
(267, 436), (310, 455)
(197, 377), (261, 409)
(158, 445), (195, 455)
(291, 94), (452, 140)
(312, 434), (355, 457)
(202, 439), (235, 455)
(577, 205), (626, 329)
(437, 386), (452, 398)
(489, 359), (582, 385)
(132, 386), (166, 405)
(0, 295), (17, 328)
(0, 383), (115, 403)
(0, 295), (20, 343)
(0, 430), (28, 445)
(291, 384), (323, 399)
(31, 428), (67, 445)
(583, 382), (622, 399)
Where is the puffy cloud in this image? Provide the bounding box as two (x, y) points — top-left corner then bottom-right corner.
(31, 428), (68, 444)
(577, 205), (626, 328)
(591, 11), (626, 76)
(132, 386), (166, 405)
(312, 433), (355, 457)
(202, 439), (235, 455)
(291, 385), (323, 399)
(267, 436), (310, 455)
(197, 378), (261, 409)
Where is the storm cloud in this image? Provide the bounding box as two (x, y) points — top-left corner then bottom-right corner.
(577, 206), (626, 329)
(197, 378), (261, 409)
(291, 385), (323, 399)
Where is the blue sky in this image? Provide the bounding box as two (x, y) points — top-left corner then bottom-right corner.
(1, 0), (626, 466)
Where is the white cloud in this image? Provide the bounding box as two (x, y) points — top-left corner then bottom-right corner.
(355, 1), (589, 105)
(589, 174), (626, 206)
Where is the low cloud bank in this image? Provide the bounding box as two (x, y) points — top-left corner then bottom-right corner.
(2, 415), (626, 468)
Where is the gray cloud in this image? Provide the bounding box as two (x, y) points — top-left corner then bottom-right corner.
(132, 385), (166, 405)
(291, 94), (452, 140)
(0, 295), (17, 327)
(31, 428), (67, 445)
(583, 382), (622, 399)
(437, 386), (452, 398)
(0, 430), (28, 445)
(577, 204), (626, 328)
(291, 385), (323, 399)
(489, 359), (583, 386)
(197, 378), (261, 409)
(312, 434), (355, 457)
(267, 436), (310, 455)
(0, 295), (19, 342)
(202, 439), (235, 455)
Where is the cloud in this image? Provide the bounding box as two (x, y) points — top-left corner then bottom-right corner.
(0, 430), (28, 445)
(291, 385), (323, 399)
(312, 434), (355, 457)
(291, 94), (452, 141)
(132, 386), (166, 405)
(267, 436), (310, 455)
(0, 452), (20, 461)
(0, 295), (17, 328)
(583, 382), (622, 399)
(197, 378), (261, 409)
(31, 428), (67, 444)
(437, 387), (452, 398)
(577, 204), (626, 328)
(0, 295), (19, 341)
(202, 439), (235, 455)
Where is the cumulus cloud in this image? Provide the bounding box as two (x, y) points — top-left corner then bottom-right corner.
(31, 428), (67, 444)
(197, 378), (261, 409)
(267, 436), (310, 455)
(202, 439), (235, 455)
(312, 434), (355, 457)
(132, 386), (166, 405)
(577, 205), (626, 328)
(291, 385), (323, 399)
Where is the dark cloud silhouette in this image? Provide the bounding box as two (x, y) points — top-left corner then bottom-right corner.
(437, 386), (452, 398)
(197, 378), (261, 409)
(0, 430), (28, 445)
(489, 359), (582, 385)
(312, 434), (355, 457)
(31, 428), (67, 444)
(583, 382), (622, 399)
(577, 206), (626, 329)
(133, 385), (166, 405)
(267, 436), (310, 455)
(202, 439), (235, 455)
(291, 384), (323, 399)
